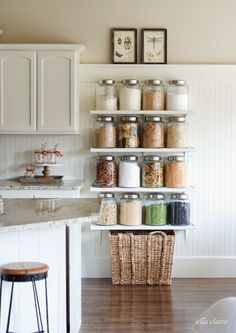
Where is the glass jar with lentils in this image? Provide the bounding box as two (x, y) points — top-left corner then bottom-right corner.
(142, 79), (165, 110)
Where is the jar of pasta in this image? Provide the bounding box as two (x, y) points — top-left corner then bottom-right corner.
(96, 79), (117, 110)
(94, 116), (116, 148)
(168, 193), (190, 225)
(167, 116), (188, 148)
(142, 80), (165, 110)
(165, 156), (187, 188)
(119, 80), (141, 111)
(119, 155), (140, 187)
(142, 156), (163, 188)
(97, 193), (117, 225)
(94, 156), (117, 187)
(118, 116), (140, 148)
(144, 193), (167, 225)
(120, 193), (142, 225)
(166, 80), (188, 111)
(142, 116), (164, 148)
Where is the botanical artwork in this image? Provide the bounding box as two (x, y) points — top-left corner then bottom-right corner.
(112, 29), (137, 64)
(142, 29), (167, 64)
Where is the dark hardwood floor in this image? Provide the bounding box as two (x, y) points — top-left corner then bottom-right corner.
(80, 278), (236, 333)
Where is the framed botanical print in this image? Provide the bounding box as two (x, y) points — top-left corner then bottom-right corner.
(112, 28), (137, 64)
(141, 29), (167, 64)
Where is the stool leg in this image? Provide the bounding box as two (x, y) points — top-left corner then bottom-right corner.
(0, 277), (2, 328)
(32, 279), (43, 333)
(45, 278), (49, 333)
(6, 280), (14, 333)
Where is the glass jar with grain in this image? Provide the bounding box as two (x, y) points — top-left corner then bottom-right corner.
(94, 155), (117, 187)
(144, 193), (167, 226)
(142, 116), (164, 148)
(118, 116), (140, 148)
(142, 156), (163, 188)
(165, 156), (187, 188)
(96, 79), (117, 110)
(119, 80), (141, 111)
(97, 193), (117, 225)
(94, 116), (116, 148)
(166, 80), (188, 111)
(120, 193), (142, 225)
(167, 116), (189, 148)
(142, 80), (165, 110)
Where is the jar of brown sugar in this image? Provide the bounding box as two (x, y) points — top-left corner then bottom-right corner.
(142, 116), (164, 148)
(94, 155), (117, 187)
(167, 116), (189, 148)
(94, 116), (116, 148)
(142, 80), (165, 110)
(165, 156), (187, 188)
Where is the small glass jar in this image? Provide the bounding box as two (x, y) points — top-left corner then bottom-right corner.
(142, 156), (163, 188)
(118, 116), (140, 148)
(168, 193), (190, 225)
(119, 155), (140, 187)
(97, 193), (117, 225)
(46, 150), (56, 164)
(142, 80), (165, 110)
(119, 79), (141, 111)
(166, 80), (189, 111)
(96, 79), (117, 110)
(94, 155), (117, 187)
(144, 193), (167, 226)
(165, 156), (187, 188)
(34, 150), (45, 164)
(142, 116), (164, 148)
(167, 116), (189, 148)
(120, 193), (142, 225)
(94, 116), (116, 148)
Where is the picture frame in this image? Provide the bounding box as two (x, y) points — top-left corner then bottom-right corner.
(141, 29), (167, 64)
(112, 28), (137, 64)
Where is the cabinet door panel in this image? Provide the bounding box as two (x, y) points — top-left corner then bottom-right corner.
(0, 51), (36, 132)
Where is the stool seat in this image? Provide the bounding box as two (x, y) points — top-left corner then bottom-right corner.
(1, 262), (49, 276)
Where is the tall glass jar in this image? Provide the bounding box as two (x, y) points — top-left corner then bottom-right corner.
(144, 193), (167, 226)
(119, 79), (141, 111)
(119, 155), (140, 187)
(97, 193), (117, 225)
(94, 155), (117, 187)
(120, 193), (142, 225)
(166, 80), (188, 111)
(142, 156), (164, 188)
(142, 116), (164, 148)
(165, 156), (187, 188)
(118, 116), (140, 148)
(96, 79), (117, 110)
(142, 80), (165, 110)
(94, 116), (116, 148)
(167, 116), (189, 148)
(168, 193), (190, 225)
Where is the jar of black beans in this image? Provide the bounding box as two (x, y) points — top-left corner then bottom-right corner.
(168, 193), (190, 225)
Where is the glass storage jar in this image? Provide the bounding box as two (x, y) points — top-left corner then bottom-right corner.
(96, 79), (117, 110)
(142, 156), (164, 188)
(167, 116), (189, 148)
(166, 80), (188, 111)
(119, 79), (141, 111)
(142, 80), (165, 110)
(144, 193), (167, 226)
(119, 155), (140, 187)
(165, 156), (187, 188)
(97, 193), (117, 225)
(94, 155), (117, 187)
(142, 116), (164, 148)
(168, 193), (190, 225)
(94, 116), (116, 148)
(120, 193), (142, 225)
(118, 116), (140, 148)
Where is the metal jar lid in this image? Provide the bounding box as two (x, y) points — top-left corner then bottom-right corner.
(98, 79), (115, 85)
(122, 79), (139, 85)
(121, 116), (138, 122)
(144, 155), (161, 162)
(144, 116), (162, 122)
(144, 79), (163, 85)
(97, 155), (115, 161)
(168, 80), (186, 86)
(120, 155), (138, 161)
(97, 116), (114, 122)
(168, 116), (186, 123)
(147, 193), (165, 200)
(98, 192), (115, 198)
(171, 193), (189, 200)
(168, 155), (185, 162)
(122, 193), (140, 199)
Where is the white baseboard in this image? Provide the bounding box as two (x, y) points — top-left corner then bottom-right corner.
(82, 256), (236, 278)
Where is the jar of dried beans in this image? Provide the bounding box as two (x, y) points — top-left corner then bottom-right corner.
(96, 79), (117, 110)
(168, 193), (190, 225)
(120, 193), (142, 225)
(94, 156), (117, 187)
(119, 80), (141, 111)
(119, 155), (140, 187)
(142, 156), (163, 188)
(167, 116), (189, 148)
(118, 116), (140, 148)
(142, 80), (165, 110)
(166, 80), (188, 111)
(165, 156), (187, 188)
(94, 116), (116, 148)
(97, 192), (117, 225)
(142, 116), (164, 148)
(144, 193), (167, 226)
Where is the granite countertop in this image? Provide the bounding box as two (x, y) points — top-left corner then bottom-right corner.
(0, 179), (84, 190)
(0, 198), (100, 232)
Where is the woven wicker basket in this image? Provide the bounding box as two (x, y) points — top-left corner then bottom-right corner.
(109, 230), (175, 285)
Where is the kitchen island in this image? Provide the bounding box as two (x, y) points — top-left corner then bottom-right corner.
(0, 198), (100, 333)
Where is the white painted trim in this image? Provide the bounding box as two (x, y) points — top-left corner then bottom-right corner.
(0, 44), (85, 51)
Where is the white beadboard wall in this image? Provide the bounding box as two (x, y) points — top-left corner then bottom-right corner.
(1, 64), (236, 277)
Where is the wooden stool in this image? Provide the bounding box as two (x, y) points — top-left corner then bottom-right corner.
(0, 262), (49, 333)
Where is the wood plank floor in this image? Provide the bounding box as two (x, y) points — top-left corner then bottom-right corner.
(80, 278), (236, 333)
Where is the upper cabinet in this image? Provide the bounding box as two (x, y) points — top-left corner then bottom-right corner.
(0, 44), (84, 134)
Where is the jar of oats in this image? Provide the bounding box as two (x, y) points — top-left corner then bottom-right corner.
(97, 193), (117, 225)
(94, 116), (116, 148)
(167, 116), (189, 148)
(142, 116), (164, 148)
(166, 80), (188, 111)
(96, 79), (117, 110)
(118, 116), (140, 148)
(165, 156), (187, 187)
(142, 156), (164, 188)
(94, 156), (117, 187)
(142, 80), (165, 110)
(120, 193), (142, 225)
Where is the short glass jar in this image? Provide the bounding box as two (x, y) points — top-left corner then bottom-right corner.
(166, 80), (188, 111)
(94, 155), (117, 187)
(119, 79), (141, 111)
(142, 80), (165, 110)
(144, 193), (167, 226)
(119, 155), (140, 187)
(167, 116), (189, 148)
(94, 116), (116, 148)
(96, 79), (117, 110)
(142, 156), (164, 188)
(142, 116), (164, 148)
(165, 156), (187, 188)
(118, 116), (140, 148)
(120, 193), (142, 225)
(97, 192), (117, 225)
(168, 193), (190, 225)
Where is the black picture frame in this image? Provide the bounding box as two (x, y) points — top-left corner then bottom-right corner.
(112, 28), (137, 64)
(141, 29), (167, 64)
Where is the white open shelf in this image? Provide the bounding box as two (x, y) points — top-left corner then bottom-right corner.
(90, 147), (195, 153)
(90, 110), (189, 116)
(90, 186), (194, 193)
(90, 223), (195, 231)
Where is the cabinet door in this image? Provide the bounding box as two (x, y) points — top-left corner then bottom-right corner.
(37, 51), (78, 133)
(0, 51), (36, 132)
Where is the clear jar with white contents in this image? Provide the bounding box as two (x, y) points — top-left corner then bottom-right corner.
(94, 116), (116, 148)
(119, 155), (140, 187)
(167, 116), (189, 148)
(166, 80), (188, 111)
(120, 193), (142, 225)
(142, 80), (165, 110)
(119, 80), (141, 111)
(97, 193), (117, 226)
(96, 79), (117, 111)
